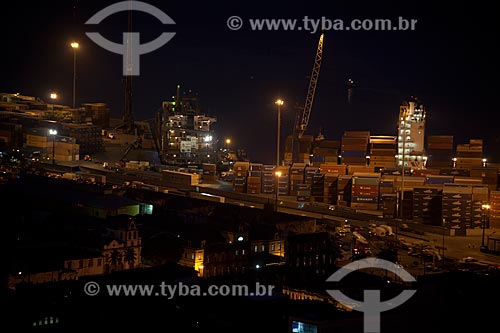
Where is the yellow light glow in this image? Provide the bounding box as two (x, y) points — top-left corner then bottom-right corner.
(225, 138), (231, 145)
(482, 204), (491, 210)
(70, 42), (79, 49)
(275, 99), (284, 106)
(275, 171), (282, 177)
(50, 93), (57, 100)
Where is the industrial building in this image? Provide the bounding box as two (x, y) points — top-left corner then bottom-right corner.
(398, 98), (426, 169)
(157, 86), (218, 165)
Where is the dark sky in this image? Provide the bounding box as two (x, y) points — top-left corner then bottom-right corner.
(1, 0), (498, 164)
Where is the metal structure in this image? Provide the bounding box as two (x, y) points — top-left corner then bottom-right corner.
(291, 33), (324, 163)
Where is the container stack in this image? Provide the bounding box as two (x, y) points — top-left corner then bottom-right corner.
(470, 167), (498, 191)
(202, 163), (217, 181)
(350, 174), (380, 210)
(276, 166), (290, 196)
(232, 161), (250, 193)
(442, 184), (473, 233)
(455, 139), (483, 169)
(400, 190), (414, 221)
(311, 173), (325, 202)
(426, 135), (453, 168)
(298, 135), (314, 163)
(394, 176), (425, 192)
(323, 173), (338, 204)
(341, 131), (369, 166)
(471, 185), (489, 229)
(297, 183), (311, 202)
(337, 175), (352, 205)
(347, 165), (373, 175)
(381, 194), (398, 218)
(369, 136), (397, 168)
(304, 166), (320, 184)
(489, 191), (500, 229)
(379, 176), (395, 210)
(312, 140), (340, 165)
(439, 168), (470, 177)
(247, 163), (263, 194)
(412, 187), (442, 224)
(319, 163), (346, 175)
(304, 166), (321, 202)
(424, 175), (454, 187)
(289, 163), (306, 196)
(261, 165), (276, 194)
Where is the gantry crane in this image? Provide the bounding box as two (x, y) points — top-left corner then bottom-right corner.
(290, 33), (324, 163)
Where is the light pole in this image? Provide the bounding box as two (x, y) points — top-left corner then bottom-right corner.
(275, 171), (282, 212)
(70, 42), (79, 108)
(49, 129), (57, 164)
(275, 99), (284, 167)
(481, 203), (490, 251)
(50, 93), (57, 119)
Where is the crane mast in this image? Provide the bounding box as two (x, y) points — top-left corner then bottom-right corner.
(298, 33), (324, 139)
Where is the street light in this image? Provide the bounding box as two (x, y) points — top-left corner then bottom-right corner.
(275, 171), (282, 212)
(50, 93), (57, 118)
(70, 41), (79, 108)
(275, 99), (284, 167)
(481, 203), (491, 251)
(49, 129), (57, 164)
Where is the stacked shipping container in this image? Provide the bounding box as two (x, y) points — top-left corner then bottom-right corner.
(455, 139), (483, 169)
(369, 136), (397, 168)
(426, 135), (453, 168)
(341, 131), (369, 166)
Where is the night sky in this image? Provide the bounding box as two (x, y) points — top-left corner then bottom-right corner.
(1, 0), (498, 164)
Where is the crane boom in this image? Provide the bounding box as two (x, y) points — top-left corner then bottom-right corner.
(298, 33), (324, 138)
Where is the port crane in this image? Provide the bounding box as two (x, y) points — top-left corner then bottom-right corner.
(290, 33), (324, 164)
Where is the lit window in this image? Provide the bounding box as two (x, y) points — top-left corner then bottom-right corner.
(278, 243), (281, 250)
(191, 253), (195, 260)
(254, 245), (258, 252)
(271, 244), (275, 251)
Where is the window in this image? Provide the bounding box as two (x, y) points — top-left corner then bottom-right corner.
(271, 244), (275, 251)
(88, 259), (93, 267)
(191, 252), (195, 260)
(242, 249), (245, 255)
(79, 260), (84, 269)
(254, 245), (258, 253)
(197, 253), (201, 260)
(278, 243), (281, 250)
(261, 245), (265, 252)
(67, 261), (72, 269)
(235, 250), (239, 256)
(97, 259), (102, 266)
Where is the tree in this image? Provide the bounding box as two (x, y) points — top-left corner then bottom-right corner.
(108, 250), (122, 271)
(124, 248), (137, 269)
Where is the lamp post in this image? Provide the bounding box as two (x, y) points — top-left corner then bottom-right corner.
(275, 99), (284, 167)
(225, 138), (231, 150)
(70, 42), (79, 108)
(481, 203), (490, 251)
(275, 171), (282, 212)
(50, 93), (57, 119)
(49, 129), (57, 164)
